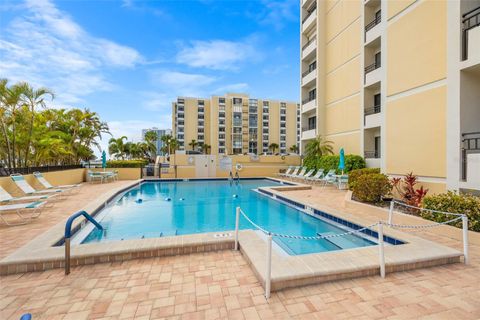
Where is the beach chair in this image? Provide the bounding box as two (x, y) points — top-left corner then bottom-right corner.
(0, 201), (45, 225)
(0, 186), (59, 203)
(320, 169), (337, 187)
(88, 170), (105, 184)
(33, 172), (80, 191)
(290, 167), (306, 179)
(10, 174), (65, 195)
(285, 166), (300, 178)
(297, 168), (315, 180)
(306, 169), (325, 183)
(279, 166), (294, 177)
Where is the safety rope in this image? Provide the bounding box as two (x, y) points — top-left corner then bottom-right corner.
(392, 200), (464, 217)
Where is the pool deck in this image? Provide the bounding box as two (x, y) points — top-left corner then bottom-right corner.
(1, 178), (479, 319)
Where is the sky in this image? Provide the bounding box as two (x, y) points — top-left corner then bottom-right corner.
(0, 0), (300, 154)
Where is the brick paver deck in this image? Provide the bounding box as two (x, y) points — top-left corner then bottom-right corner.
(1, 180), (479, 319)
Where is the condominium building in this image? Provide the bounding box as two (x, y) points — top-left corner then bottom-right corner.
(300, 0), (480, 193)
(141, 128), (172, 156)
(172, 94), (300, 155)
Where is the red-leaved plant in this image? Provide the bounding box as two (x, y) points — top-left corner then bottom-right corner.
(391, 172), (428, 208)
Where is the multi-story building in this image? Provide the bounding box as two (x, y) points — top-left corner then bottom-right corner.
(141, 128), (172, 156)
(172, 94), (300, 155)
(299, 0), (480, 193)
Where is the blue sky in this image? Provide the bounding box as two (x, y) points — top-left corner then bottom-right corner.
(0, 0), (300, 150)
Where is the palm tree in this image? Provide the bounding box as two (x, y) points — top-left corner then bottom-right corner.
(201, 143), (211, 154)
(108, 136), (128, 159)
(289, 145), (299, 154)
(304, 135), (334, 159)
(269, 143), (279, 154)
(189, 139), (198, 151)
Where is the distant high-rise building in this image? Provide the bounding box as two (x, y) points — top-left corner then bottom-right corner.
(172, 94), (300, 155)
(142, 128), (172, 156)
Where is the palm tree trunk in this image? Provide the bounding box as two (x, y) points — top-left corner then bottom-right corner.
(0, 118), (12, 168)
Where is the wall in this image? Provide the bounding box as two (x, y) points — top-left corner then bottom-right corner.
(0, 169), (85, 197)
(90, 168), (142, 180)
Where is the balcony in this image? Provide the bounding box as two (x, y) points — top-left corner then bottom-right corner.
(364, 61), (381, 86)
(301, 97), (316, 113)
(302, 7), (316, 33)
(302, 38), (317, 60)
(301, 68), (316, 87)
(364, 105), (382, 128)
(364, 151), (381, 168)
(365, 13), (381, 44)
(462, 6), (480, 62)
(461, 132), (480, 189)
(301, 127), (316, 140)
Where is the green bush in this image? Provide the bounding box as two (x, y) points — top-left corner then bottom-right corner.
(304, 154), (366, 174)
(348, 168), (381, 191)
(106, 159), (148, 168)
(422, 191), (480, 232)
(352, 173), (392, 203)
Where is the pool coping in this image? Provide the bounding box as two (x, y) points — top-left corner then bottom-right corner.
(0, 177), (464, 288)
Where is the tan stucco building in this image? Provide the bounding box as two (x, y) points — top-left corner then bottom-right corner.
(172, 94), (300, 155)
(300, 0), (480, 193)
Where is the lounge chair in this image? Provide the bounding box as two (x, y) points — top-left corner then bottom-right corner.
(0, 201), (45, 225)
(0, 186), (59, 203)
(279, 166), (294, 177)
(290, 167), (307, 179)
(306, 169), (325, 182)
(285, 166), (300, 178)
(33, 172), (80, 191)
(88, 170), (106, 183)
(296, 168), (315, 180)
(320, 169), (337, 187)
(10, 174), (65, 195)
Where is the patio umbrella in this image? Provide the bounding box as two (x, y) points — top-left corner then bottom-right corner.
(101, 150), (107, 171)
(338, 148), (345, 175)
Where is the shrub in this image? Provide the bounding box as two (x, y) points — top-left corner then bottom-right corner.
(352, 173), (392, 203)
(305, 154), (366, 174)
(422, 191), (480, 232)
(348, 168), (381, 191)
(392, 172), (428, 207)
(106, 159), (148, 168)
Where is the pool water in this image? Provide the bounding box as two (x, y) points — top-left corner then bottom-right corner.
(80, 179), (375, 255)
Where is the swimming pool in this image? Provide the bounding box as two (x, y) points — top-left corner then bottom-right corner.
(77, 179), (377, 255)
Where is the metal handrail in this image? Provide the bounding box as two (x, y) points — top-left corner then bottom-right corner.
(302, 5), (317, 23)
(365, 13), (381, 32)
(364, 151), (380, 159)
(462, 5), (480, 60)
(302, 67), (316, 77)
(64, 210), (103, 275)
(302, 38), (315, 50)
(365, 61), (381, 74)
(364, 105), (381, 116)
(302, 96), (316, 104)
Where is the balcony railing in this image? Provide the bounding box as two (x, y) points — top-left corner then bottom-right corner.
(302, 38), (315, 51)
(365, 12), (381, 33)
(365, 61), (381, 74)
(462, 5), (480, 60)
(364, 151), (380, 159)
(302, 127), (316, 132)
(302, 67), (316, 78)
(302, 96), (316, 104)
(461, 131), (480, 180)
(365, 105), (381, 116)
(302, 4), (317, 23)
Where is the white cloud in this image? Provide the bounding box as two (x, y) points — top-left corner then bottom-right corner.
(0, 0), (143, 105)
(212, 83), (249, 94)
(176, 39), (258, 71)
(150, 70), (216, 97)
(256, 0), (298, 30)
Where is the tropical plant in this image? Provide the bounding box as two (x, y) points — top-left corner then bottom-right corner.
(289, 144), (299, 154)
(106, 159), (148, 168)
(304, 154), (366, 174)
(160, 134), (179, 155)
(348, 168), (381, 191)
(391, 172), (428, 207)
(304, 135), (333, 164)
(352, 173), (392, 203)
(422, 191), (480, 232)
(189, 139), (198, 151)
(269, 143), (279, 154)
(201, 143), (211, 154)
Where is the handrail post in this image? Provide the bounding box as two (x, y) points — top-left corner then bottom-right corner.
(235, 207), (240, 250)
(65, 237), (71, 275)
(378, 222), (385, 278)
(462, 215), (469, 265)
(265, 233), (272, 299)
(388, 201), (394, 224)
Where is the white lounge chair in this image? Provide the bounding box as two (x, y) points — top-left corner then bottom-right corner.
(0, 186), (59, 203)
(306, 169), (325, 183)
(290, 167), (307, 179)
(279, 166), (294, 177)
(0, 201), (45, 225)
(320, 169), (337, 187)
(33, 172), (80, 191)
(297, 168), (315, 180)
(285, 166), (300, 178)
(10, 174), (65, 195)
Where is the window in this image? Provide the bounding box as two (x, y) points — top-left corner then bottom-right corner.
(219, 119), (225, 125)
(218, 134), (225, 140)
(198, 107), (204, 113)
(219, 112), (225, 118)
(177, 106), (184, 112)
(177, 134), (184, 140)
(308, 116), (316, 130)
(280, 136), (286, 141)
(375, 52), (381, 67)
(198, 135), (204, 140)
(198, 121), (204, 126)
(219, 127), (225, 132)
(280, 123), (286, 128)
(198, 100), (204, 106)
(178, 113), (184, 119)
(280, 129), (286, 135)
(280, 109), (286, 115)
(263, 115), (269, 121)
(280, 116), (286, 122)
(219, 97), (225, 103)
(263, 101), (269, 107)
(309, 61), (316, 72)
(233, 113), (242, 126)
(198, 128), (204, 133)
(374, 136), (381, 158)
(177, 98), (185, 103)
(263, 128), (269, 134)
(219, 141), (225, 147)
(198, 114), (204, 119)
(309, 88), (316, 101)
(233, 97), (242, 105)
(374, 93), (381, 107)
(375, 9), (381, 21)
(263, 121), (268, 127)
(218, 148), (225, 154)
(233, 127), (242, 134)
(263, 107), (269, 114)
(178, 120), (184, 126)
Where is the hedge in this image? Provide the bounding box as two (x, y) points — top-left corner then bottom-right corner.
(422, 191), (480, 232)
(352, 173), (392, 203)
(304, 154), (365, 174)
(106, 159), (148, 168)
(348, 168), (380, 191)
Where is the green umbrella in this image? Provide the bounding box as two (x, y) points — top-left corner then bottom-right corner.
(338, 148), (345, 175)
(102, 150), (107, 171)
